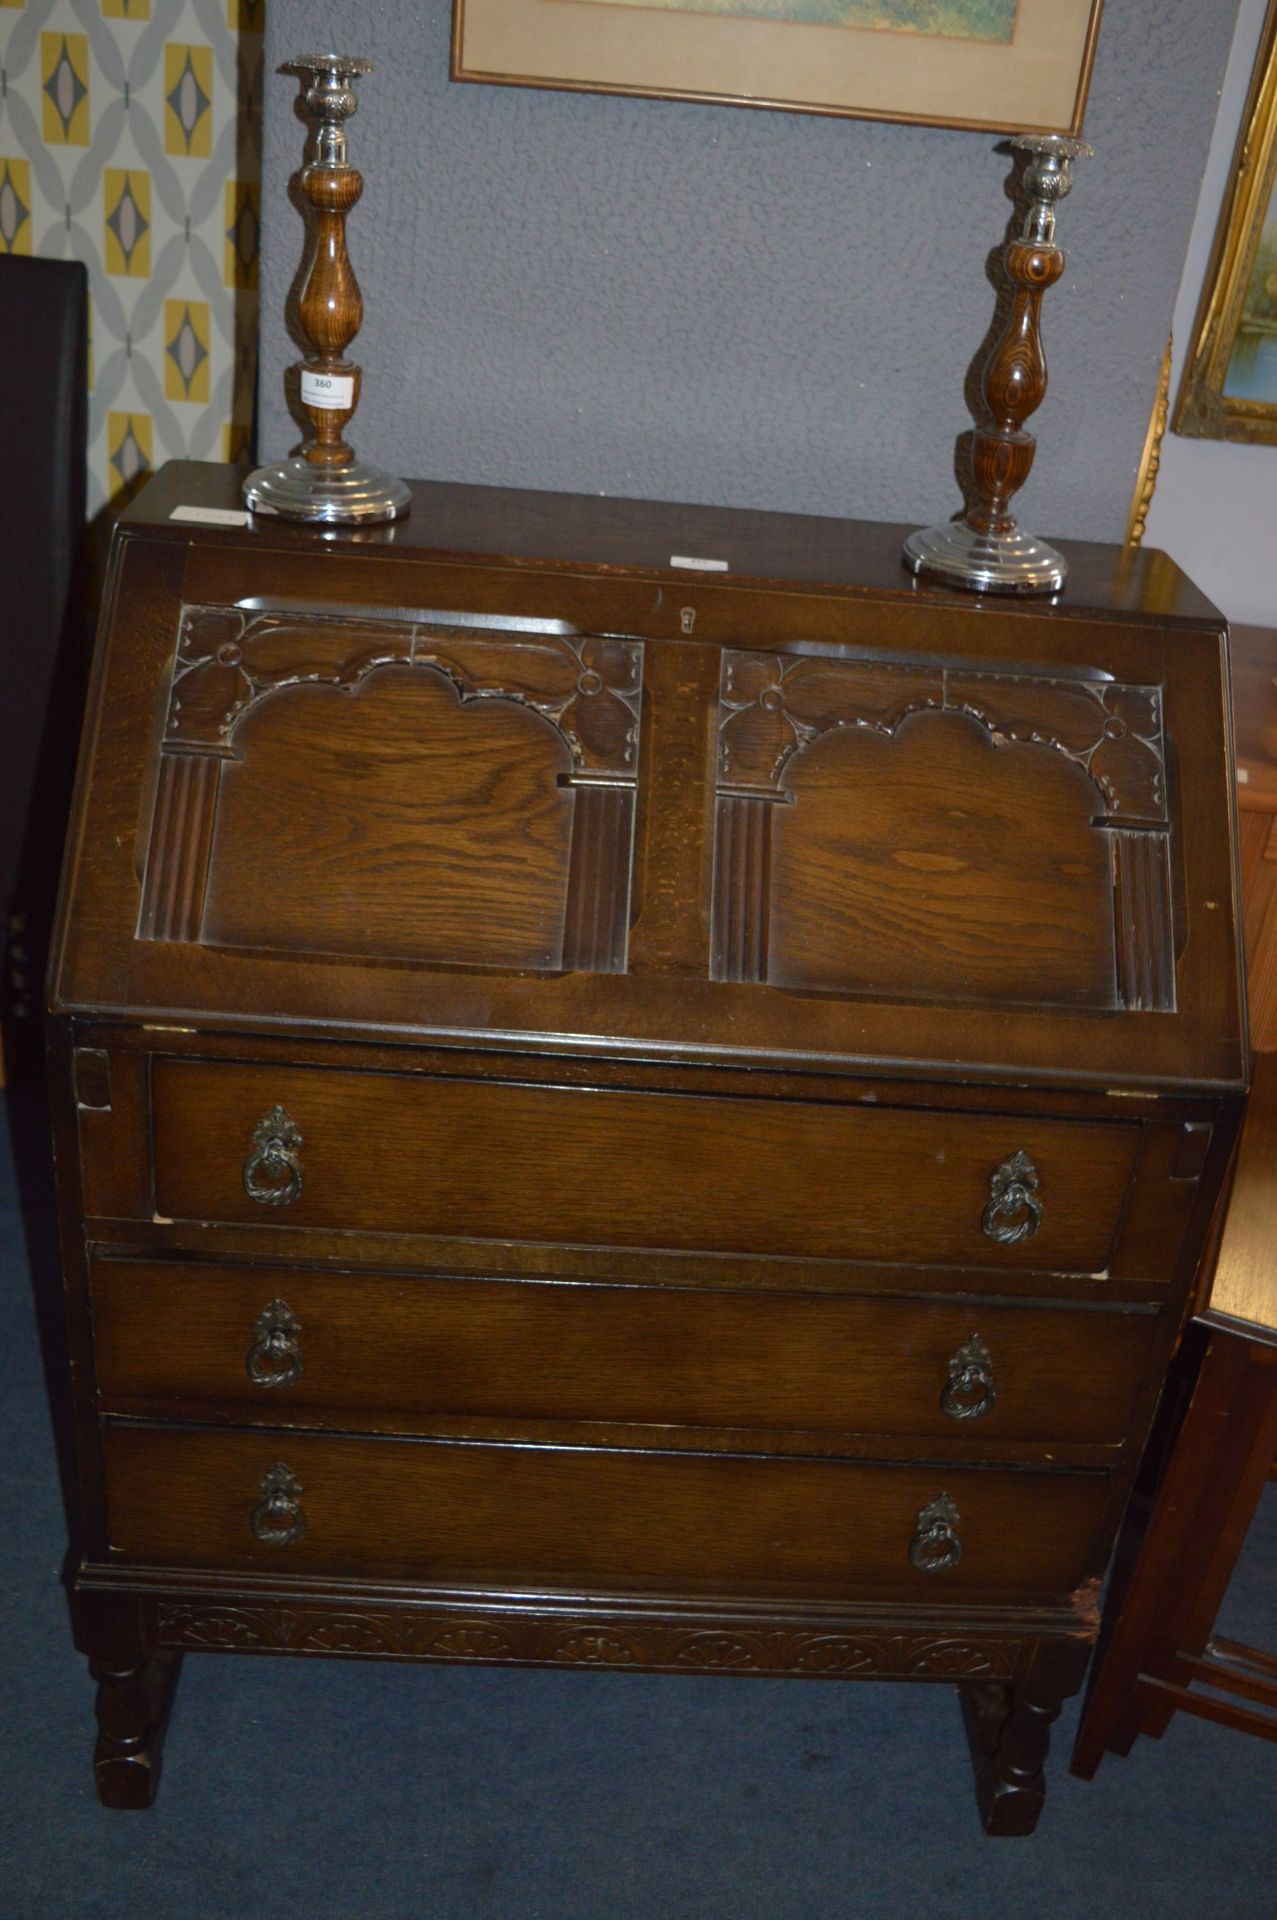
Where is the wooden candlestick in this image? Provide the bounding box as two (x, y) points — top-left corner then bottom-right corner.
(904, 134), (1092, 595)
(244, 54), (409, 525)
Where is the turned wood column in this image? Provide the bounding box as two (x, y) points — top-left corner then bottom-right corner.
(243, 54), (409, 524)
(968, 235), (1065, 538)
(294, 142), (364, 473)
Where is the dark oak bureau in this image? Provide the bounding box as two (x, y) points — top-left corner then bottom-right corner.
(47, 461), (1247, 1832)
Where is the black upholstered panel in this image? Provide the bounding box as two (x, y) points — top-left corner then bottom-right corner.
(0, 257), (87, 1020)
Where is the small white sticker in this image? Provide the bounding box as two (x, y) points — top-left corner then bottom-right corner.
(301, 368), (356, 410)
(1238, 766), (1250, 784)
(670, 554), (729, 572)
(170, 505), (251, 527)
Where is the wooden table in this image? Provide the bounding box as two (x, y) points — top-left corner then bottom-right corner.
(1069, 624), (1277, 1774)
(1072, 1052), (1277, 1769)
(1230, 625), (1277, 1049)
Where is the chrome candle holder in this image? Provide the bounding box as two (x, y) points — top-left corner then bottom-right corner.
(244, 53), (410, 526)
(903, 134), (1093, 596)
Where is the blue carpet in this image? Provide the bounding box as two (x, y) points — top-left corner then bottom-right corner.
(2, 1096), (1274, 1919)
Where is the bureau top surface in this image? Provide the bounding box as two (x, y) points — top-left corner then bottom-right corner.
(51, 462), (1246, 1092)
(124, 461), (1223, 624)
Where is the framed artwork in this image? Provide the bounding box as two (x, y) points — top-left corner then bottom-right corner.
(451, 1), (1104, 136)
(1176, 1), (1277, 443)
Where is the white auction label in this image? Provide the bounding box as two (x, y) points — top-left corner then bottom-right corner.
(301, 369), (355, 410)
(170, 505), (251, 527)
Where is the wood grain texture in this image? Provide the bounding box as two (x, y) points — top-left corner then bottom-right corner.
(1229, 624), (1277, 815)
(72, 1032), (1219, 1307)
(52, 478), (1245, 1092)
(90, 1257), (1158, 1447)
(965, 1637), (1091, 1835)
(149, 1058), (1141, 1272)
(149, 1594), (1023, 1680)
(137, 753), (221, 945)
(1111, 828), (1175, 1014)
(293, 159), (363, 468)
(1229, 625), (1277, 1047)
(101, 1424), (1112, 1602)
(123, 466), (1229, 623)
(1236, 811), (1277, 1051)
(44, 468), (1245, 1823)
(1072, 1325), (1277, 1775)
(560, 784), (634, 975)
(90, 1651), (179, 1811)
(968, 239), (1064, 538)
(713, 648), (1172, 1010)
(1205, 1052), (1277, 1338)
(767, 716), (1116, 1007)
(711, 795), (771, 985)
(161, 606), (643, 775)
(142, 605), (642, 974)
(76, 1050), (150, 1223)
(204, 672), (575, 969)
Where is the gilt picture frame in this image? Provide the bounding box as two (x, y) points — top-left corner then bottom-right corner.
(1176, 1), (1277, 444)
(451, 0), (1104, 136)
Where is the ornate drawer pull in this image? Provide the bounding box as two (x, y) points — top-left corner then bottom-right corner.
(981, 1150), (1042, 1245)
(243, 1105), (304, 1208)
(246, 1299), (303, 1389)
(909, 1493), (962, 1574)
(941, 1333), (997, 1422)
(250, 1463), (306, 1547)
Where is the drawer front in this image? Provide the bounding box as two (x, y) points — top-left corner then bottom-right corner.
(150, 1060), (1140, 1273)
(92, 1258), (1157, 1446)
(102, 1425), (1110, 1602)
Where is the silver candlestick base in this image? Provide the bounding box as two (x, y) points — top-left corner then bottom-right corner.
(244, 455), (411, 525)
(902, 519), (1066, 596)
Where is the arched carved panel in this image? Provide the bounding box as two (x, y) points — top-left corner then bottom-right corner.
(139, 605), (642, 975)
(203, 672), (576, 969)
(712, 649), (1174, 1013)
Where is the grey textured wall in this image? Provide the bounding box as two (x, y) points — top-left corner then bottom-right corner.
(259, 2), (1240, 542)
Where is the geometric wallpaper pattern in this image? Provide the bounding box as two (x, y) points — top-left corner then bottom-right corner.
(0, 0), (261, 516)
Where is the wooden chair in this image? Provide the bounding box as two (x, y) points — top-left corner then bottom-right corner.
(1071, 1052), (1277, 1773)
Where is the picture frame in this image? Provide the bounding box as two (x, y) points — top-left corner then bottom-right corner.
(451, 1), (1104, 137)
(1176, 0), (1277, 444)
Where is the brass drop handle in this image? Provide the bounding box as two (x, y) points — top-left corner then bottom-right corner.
(243, 1105), (304, 1208)
(981, 1150), (1042, 1246)
(246, 1299), (303, 1389)
(250, 1463), (306, 1547)
(941, 1333), (997, 1422)
(909, 1493), (962, 1574)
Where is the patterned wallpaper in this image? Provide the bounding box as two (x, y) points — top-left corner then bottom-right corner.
(0, 0), (261, 517)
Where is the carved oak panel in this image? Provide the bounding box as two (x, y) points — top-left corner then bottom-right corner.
(713, 650), (1174, 1013)
(152, 1599), (1021, 1680)
(139, 605), (643, 975)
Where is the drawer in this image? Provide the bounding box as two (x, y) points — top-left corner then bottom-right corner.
(91, 1258), (1158, 1446)
(102, 1425), (1111, 1602)
(148, 1060), (1140, 1274)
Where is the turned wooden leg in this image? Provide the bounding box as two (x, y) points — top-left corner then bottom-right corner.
(73, 1594), (181, 1809)
(91, 1649), (181, 1808)
(962, 1641), (1090, 1836)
